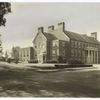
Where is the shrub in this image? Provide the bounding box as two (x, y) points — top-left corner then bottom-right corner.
(6, 58), (11, 63)
(45, 60), (58, 63)
(58, 56), (66, 63)
(68, 59), (84, 65)
(28, 60), (38, 63)
(0, 57), (5, 61)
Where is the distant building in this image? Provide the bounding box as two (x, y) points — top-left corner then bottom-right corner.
(11, 46), (20, 61)
(19, 47), (34, 63)
(33, 22), (100, 64)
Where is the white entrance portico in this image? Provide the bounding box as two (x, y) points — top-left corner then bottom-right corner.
(85, 47), (98, 64)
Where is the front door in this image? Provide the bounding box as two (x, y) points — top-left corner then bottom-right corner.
(38, 54), (43, 63)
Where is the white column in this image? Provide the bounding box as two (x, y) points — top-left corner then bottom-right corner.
(94, 51), (96, 64)
(91, 50), (93, 64)
(87, 50), (90, 64)
(97, 51), (98, 64)
(92, 51), (94, 64)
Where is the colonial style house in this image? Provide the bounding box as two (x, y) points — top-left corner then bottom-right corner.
(33, 22), (100, 64)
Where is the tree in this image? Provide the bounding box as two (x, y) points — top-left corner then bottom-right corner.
(5, 51), (8, 61)
(0, 2), (11, 26)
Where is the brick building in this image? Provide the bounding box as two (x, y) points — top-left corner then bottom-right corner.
(33, 22), (100, 64)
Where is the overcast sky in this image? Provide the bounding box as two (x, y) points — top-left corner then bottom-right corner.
(0, 2), (100, 52)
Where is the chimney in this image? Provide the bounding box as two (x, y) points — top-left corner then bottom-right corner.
(38, 27), (44, 33)
(48, 25), (54, 32)
(91, 32), (97, 40)
(58, 22), (65, 31)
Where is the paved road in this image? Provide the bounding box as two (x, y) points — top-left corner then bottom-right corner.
(0, 62), (100, 97)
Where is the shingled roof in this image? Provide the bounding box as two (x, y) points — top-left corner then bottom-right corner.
(65, 31), (99, 44)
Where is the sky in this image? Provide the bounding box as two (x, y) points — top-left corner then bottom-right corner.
(0, 2), (100, 53)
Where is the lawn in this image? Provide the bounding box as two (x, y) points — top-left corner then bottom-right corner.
(0, 62), (100, 97)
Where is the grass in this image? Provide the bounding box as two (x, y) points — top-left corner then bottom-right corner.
(0, 62), (100, 97)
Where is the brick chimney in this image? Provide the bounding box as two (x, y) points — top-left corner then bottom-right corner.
(48, 25), (54, 32)
(58, 22), (65, 31)
(38, 27), (44, 33)
(91, 32), (97, 40)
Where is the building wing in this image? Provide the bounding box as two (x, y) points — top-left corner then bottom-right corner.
(65, 31), (99, 44)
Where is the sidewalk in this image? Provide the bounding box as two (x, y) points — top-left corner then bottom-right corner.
(0, 62), (100, 72)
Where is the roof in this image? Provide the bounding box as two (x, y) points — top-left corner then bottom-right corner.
(33, 29), (100, 44)
(65, 31), (99, 44)
(43, 33), (57, 40)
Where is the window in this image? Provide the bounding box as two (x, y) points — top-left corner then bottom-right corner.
(53, 42), (56, 47)
(62, 49), (65, 56)
(52, 50), (56, 54)
(62, 41), (65, 47)
(78, 42), (81, 48)
(71, 49), (74, 56)
(35, 45), (37, 48)
(85, 43), (88, 47)
(82, 51), (84, 56)
(78, 50), (81, 57)
(75, 41), (77, 48)
(80, 42), (82, 48)
(71, 40), (74, 47)
(35, 54), (37, 56)
(75, 49), (77, 57)
(42, 44), (45, 48)
(57, 49), (59, 55)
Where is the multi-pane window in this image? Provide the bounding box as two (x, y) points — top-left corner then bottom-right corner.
(62, 41), (65, 47)
(78, 42), (81, 48)
(57, 49), (59, 55)
(71, 40), (74, 47)
(85, 43), (88, 47)
(78, 50), (81, 57)
(35, 45), (37, 48)
(53, 41), (56, 47)
(53, 42), (56, 47)
(53, 41), (59, 48)
(75, 41), (77, 48)
(75, 49), (77, 57)
(82, 51), (84, 56)
(62, 49), (65, 56)
(52, 50), (56, 54)
(71, 49), (74, 56)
